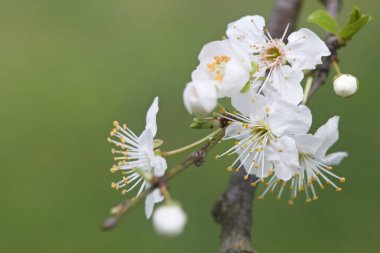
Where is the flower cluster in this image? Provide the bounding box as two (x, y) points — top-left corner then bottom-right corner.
(105, 13), (355, 235)
(183, 15), (347, 203)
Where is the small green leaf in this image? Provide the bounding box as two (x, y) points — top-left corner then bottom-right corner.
(340, 7), (372, 40)
(307, 10), (340, 35)
(153, 139), (164, 148)
(347, 6), (362, 24)
(240, 81), (251, 93)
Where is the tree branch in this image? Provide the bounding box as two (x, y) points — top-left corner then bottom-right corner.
(101, 122), (227, 230)
(309, 0), (342, 96)
(268, 0), (304, 39)
(212, 1), (304, 253)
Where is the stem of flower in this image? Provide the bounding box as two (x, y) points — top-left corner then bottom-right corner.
(101, 128), (226, 230)
(302, 76), (313, 105)
(331, 60), (341, 74)
(161, 129), (222, 158)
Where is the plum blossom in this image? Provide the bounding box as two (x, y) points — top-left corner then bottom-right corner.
(227, 15), (330, 104)
(217, 90), (312, 184)
(260, 116), (348, 203)
(108, 97), (167, 218)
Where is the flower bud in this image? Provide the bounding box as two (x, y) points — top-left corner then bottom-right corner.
(153, 203), (187, 236)
(183, 81), (217, 116)
(333, 74), (358, 97)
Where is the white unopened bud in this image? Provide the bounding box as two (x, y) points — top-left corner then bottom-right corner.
(153, 204), (187, 236)
(333, 74), (358, 97)
(183, 81), (217, 116)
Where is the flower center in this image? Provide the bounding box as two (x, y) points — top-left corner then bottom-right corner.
(261, 39), (286, 65)
(207, 55), (231, 82)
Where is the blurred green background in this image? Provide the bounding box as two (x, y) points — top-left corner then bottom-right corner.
(0, 0), (378, 252)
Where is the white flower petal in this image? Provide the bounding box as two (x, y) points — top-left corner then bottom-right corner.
(293, 134), (324, 155)
(231, 91), (268, 118)
(145, 186), (164, 219)
(225, 123), (247, 140)
(145, 97), (159, 137)
(265, 65), (304, 105)
(314, 116), (340, 159)
(152, 156), (167, 177)
(217, 58), (250, 97)
(145, 192), (155, 219)
(139, 129), (154, 151)
(322, 152), (348, 166)
(183, 80), (218, 116)
(268, 136), (298, 181)
(153, 188), (164, 203)
(285, 28), (330, 70)
(269, 101), (312, 136)
(226, 15), (266, 52)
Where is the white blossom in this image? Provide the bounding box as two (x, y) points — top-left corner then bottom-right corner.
(217, 90), (312, 183)
(333, 74), (358, 97)
(227, 15), (330, 104)
(183, 80), (218, 116)
(108, 97), (167, 218)
(192, 40), (252, 98)
(153, 204), (187, 236)
(260, 116), (348, 203)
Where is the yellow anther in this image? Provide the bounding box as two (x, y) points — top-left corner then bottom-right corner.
(111, 149), (115, 154)
(313, 196), (319, 201)
(250, 182), (257, 187)
(235, 168), (240, 172)
(113, 121), (119, 127)
(122, 189), (127, 195)
(264, 106), (270, 113)
(288, 200), (294, 205)
(227, 167), (233, 172)
(123, 176), (128, 184)
(257, 195), (264, 200)
(234, 141), (240, 145)
(277, 148), (283, 152)
(123, 124), (127, 129)
(215, 155), (220, 159)
(326, 181), (331, 185)
(232, 111), (238, 115)
(305, 198), (312, 203)
(244, 175), (249, 181)
(327, 166), (333, 170)
(107, 138), (112, 143)
(340, 177), (346, 183)
(260, 178), (264, 183)
(227, 121), (232, 125)
(110, 166), (117, 173)
(336, 187), (342, 192)
(111, 182), (116, 188)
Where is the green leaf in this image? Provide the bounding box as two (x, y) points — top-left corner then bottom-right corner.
(347, 6), (362, 24)
(340, 7), (372, 40)
(240, 81), (251, 93)
(307, 10), (340, 35)
(153, 139), (164, 148)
